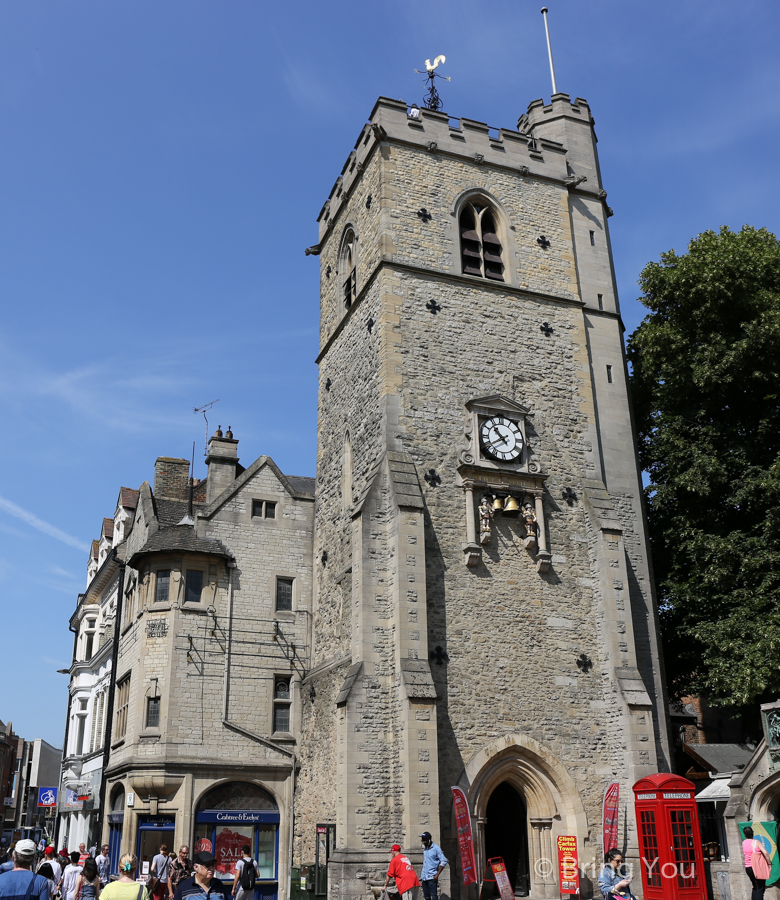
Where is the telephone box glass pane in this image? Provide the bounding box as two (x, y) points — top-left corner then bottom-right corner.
(639, 810), (661, 887)
(670, 809), (698, 887)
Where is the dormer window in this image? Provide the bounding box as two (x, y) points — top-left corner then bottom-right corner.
(459, 201), (504, 281)
(339, 228), (357, 309)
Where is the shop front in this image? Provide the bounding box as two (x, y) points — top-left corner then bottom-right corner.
(194, 782), (280, 900)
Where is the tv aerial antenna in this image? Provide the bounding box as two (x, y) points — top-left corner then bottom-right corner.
(193, 399), (219, 456)
(414, 55), (450, 112)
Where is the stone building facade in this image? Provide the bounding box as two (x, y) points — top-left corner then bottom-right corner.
(293, 93), (671, 900)
(101, 436), (314, 893)
(81, 89), (672, 900)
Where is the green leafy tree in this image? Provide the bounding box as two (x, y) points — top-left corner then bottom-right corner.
(627, 225), (780, 707)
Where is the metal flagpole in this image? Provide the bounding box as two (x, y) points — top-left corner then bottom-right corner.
(541, 7), (558, 95)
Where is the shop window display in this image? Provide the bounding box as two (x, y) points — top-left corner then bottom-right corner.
(194, 782), (280, 893)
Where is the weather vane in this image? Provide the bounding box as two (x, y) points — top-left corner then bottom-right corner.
(414, 55), (451, 112)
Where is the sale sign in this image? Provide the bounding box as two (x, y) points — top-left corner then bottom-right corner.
(194, 838), (213, 854)
(557, 836), (580, 895)
(603, 783), (620, 854)
(451, 787), (477, 885)
(488, 858), (515, 900)
(214, 827), (252, 876)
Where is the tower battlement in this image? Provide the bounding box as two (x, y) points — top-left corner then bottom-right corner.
(316, 95), (604, 246)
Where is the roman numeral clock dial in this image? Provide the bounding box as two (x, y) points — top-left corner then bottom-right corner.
(479, 416), (524, 462)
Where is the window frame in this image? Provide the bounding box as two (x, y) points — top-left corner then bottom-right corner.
(458, 198), (505, 282)
(115, 675), (131, 740)
(272, 676), (292, 735)
(154, 569), (171, 605)
(275, 577), (294, 612)
(146, 695), (161, 729)
(184, 568), (204, 604)
(252, 499), (278, 520)
(338, 227), (358, 310)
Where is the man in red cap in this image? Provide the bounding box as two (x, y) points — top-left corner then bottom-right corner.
(38, 846), (62, 884)
(383, 845), (420, 900)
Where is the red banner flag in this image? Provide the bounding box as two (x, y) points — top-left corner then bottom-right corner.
(603, 783), (620, 855)
(451, 786), (477, 885)
(557, 836), (580, 895)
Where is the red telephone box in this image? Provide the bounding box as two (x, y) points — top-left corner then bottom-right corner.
(633, 774), (707, 900)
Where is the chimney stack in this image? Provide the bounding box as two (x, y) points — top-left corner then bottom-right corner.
(206, 426), (239, 504)
(154, 457), (190, 501)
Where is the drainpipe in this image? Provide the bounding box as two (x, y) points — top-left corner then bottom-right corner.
(97, 556), (124, 844)
(221, 561), (296, 900)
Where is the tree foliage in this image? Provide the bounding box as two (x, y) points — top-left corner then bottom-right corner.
(627, 226), (780, 707)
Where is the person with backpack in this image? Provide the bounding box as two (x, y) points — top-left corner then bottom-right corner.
(231, 847), (258, 900)
(0, 838), (51, 900)
(149, 846), (171, 900)
(73, 857), (100, 900)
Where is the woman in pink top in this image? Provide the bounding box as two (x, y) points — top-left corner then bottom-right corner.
(742, 826), (771, 900)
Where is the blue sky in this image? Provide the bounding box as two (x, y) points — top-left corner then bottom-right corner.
(1, 0), (778, 747)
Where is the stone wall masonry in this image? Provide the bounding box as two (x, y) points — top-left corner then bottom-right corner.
(315, 281), (384, 667)
(107, 459), (313, 803)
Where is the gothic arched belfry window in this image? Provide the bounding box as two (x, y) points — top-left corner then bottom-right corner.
(459, 200), (504, 281)
(339, 227), (357, 308)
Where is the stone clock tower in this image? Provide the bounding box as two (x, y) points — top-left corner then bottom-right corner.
(294, 93), (671, 900)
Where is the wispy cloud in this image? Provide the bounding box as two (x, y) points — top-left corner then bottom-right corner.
(0, 494), (89, 552)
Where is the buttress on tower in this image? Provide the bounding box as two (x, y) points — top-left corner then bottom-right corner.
(294, 93), (670, 900)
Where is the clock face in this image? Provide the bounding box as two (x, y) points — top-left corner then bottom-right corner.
(480, 416), (524, 462)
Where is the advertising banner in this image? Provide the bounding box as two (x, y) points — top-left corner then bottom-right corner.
(194, 838), (213, 855)
(739, 822), (780, 887)
(37, 788), (58, 808)
(487, 858), (514, 900)
(603, 783), (620, 854)
(557, 835), (580, 895)
(214, 826), (253, 876)
(451, 786), (477, 885)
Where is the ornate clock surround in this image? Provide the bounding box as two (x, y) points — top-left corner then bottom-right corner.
(457, 395), (551, 573)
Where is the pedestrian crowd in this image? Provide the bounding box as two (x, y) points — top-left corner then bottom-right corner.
(0, 831), (450, 900)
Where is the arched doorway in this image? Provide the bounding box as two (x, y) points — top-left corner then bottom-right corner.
(484, 782), (530, 897)
(194, 782), (280, 900)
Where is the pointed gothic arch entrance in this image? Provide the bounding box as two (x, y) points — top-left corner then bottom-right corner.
(460, 734), (589, 900)
(484, 782), (530, 896)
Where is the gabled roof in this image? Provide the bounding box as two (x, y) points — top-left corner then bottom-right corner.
(200, 455), (314, 518)
(284, 475), (316, 496)
(101, 518), (114, 540)
(119, 487), (139, 510)
(90, 539), (99, 560)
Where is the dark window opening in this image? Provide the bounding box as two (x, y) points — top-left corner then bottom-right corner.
(185, 570), (203, 603)
(253, 500), (277, 519)
(589, 230), (595, 246)
(155, 570), (170, 604)
(597, 293), (603, 310)
(340, 229), (357, 309)
(606, 365), (613, 383)
(276, 578), (293, 612)
(459, 201), (504, 281)
(146, 696), (160, 729)
(84, 634), (94, 660)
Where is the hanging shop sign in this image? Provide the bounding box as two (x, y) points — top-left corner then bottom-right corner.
(557, 835), (580, 895)
(451, 787), (477, 885)
(37, 788), (58, 808)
